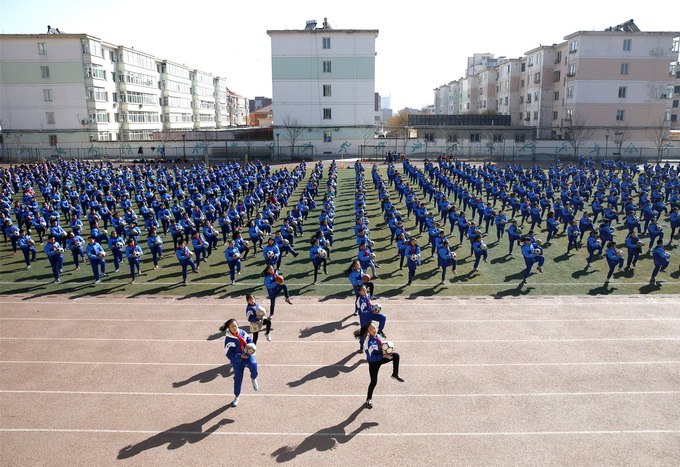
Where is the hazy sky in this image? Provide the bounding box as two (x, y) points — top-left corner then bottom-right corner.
(1, 0), (677, 111)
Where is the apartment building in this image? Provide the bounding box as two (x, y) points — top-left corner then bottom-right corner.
(267, 20), (379, 154)
(434, 81), (460, 115)
(432, 21), (679, 145)
(0, 33), (247, 147)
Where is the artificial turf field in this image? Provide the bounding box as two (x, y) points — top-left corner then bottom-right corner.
(0, 160), (679, 297)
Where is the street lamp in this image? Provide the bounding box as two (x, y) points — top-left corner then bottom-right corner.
(604, 134), (609, 159)
(182, 134), (186, 159)
(276, 133), (280, 161)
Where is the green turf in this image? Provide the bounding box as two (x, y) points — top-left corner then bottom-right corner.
(1, 164), (679, 298)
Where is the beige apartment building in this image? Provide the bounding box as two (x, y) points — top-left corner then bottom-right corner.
(433, 21), (679, 148)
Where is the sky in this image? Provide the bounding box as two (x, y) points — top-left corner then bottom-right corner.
(1, 0), (678, 112)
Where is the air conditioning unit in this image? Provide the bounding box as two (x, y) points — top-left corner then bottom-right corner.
(81, 119), (88, 125)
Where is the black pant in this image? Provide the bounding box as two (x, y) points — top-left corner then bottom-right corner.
(367, 353), (400, 401)
(252, 318), (272, 344)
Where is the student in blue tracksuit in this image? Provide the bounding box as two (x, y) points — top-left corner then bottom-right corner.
(646, 218), (664, 253)
(18, 230), (37, 268)
(437, 239), (457, 284)
(175, 238), (198, 285)
(507, 220), (522, 255)
(309, 237), (328, 285)
(262, 237), (280, 267)
(44, 234), (65, 283)
(624, 231), (642, 270)
(146, 228), (163, 270)
(650, 240), (670, 284)
(245, 294), (272, 344)
(85, 236), (107, 284)
(604, 241), (624, 285)
(346, 260), (375, 300)
(354, 322), (404, 409)
(405, 237), (421, 286)
(355, 284), (387, 353)
(545, 212), (559, 245)
(220, 318), (259, 408)
(585, 231), (603, 268)
(471, 235), (488, 272)
(224, 239), (242, 285)
(520, 236), (544, 284)
(566, 220), (581, 253)
(125, 238), (143, 284)
(262, 264), (293, 316)
(108, 231), (125, 273)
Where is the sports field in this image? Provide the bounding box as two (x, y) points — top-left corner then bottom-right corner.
(1, 294), (679, 465)
(1, 162), (678, 297)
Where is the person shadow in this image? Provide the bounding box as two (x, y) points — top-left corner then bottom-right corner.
(287, 352), (362, 388)
(117, 404), (233, 459)
(172, 364), (233, 388)
(270, 406), (377, 462)
(299, 314), (356, 339)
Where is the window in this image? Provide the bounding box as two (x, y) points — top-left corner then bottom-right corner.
(621, 63), (629, 75)
(519, 112), (523, 120)
(664, 110), (671, 121)
(323, 108), (332, 120)
(569, 40), (578, 53)
(492, 134), (504, 142)
(567, 86), (574, 98)
(38, 42), (46, 55)
(554, 91), (560, 101)
(40, 66), (50, 78)
(528, 56), (534, 67)
(521, 63), (526, 72)
(673, 100), (679, 108)
(567, 64), (576, 76)
(534, 92), (539, 101)
(322, 37), (331, 49)
(323, 131), (332, 143)
(566, 109), (573, 120)
(520, 79), (524, 88)
(618, 86), (627, 98)
(504, 96), (508, 105)
(424, 133), (435, 143)
(469, 133), (481, 142)
(553, 71), (561, 82)
(671, 114), (678, 122)
(48, 135), (58, 146)
(43, 89), (52, 101)
(323, 85), (331, 97)
(84, 64), (106, 80)
(623, 39), (632, 51)
(616, 109), (625, 121)
(526, 94), (531, 103)
(515, 134), (526, 143)
(87, 87), (108, 102)
(322, 61), (331, 73)
(46, 112), (55, 124)
(553, 111), (558, 121)
(533, 111), (539, 120)
(555, 51), (562, 63)
(520, 96), (524, 104)
(95, 110), (109, 123)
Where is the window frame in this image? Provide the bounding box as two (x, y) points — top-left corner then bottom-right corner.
(322, 108), (332, 120)
(38, 42), (46, 55)
(323, 130), (332, 143)
(40, 66), (50, 79)
(322, 61), (332, 73)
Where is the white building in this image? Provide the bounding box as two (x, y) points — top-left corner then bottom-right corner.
(267, 20), (379, 156)
(0, 33), (247, 149)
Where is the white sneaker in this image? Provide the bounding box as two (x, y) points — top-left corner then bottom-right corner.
(231, 396), (239, 407)
(266, 333), (272, 342)
(252, 379), (259, 391)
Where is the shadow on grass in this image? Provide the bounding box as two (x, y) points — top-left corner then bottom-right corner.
(490, 255), (512, 265)
(493, 283), (534, 298)
(553, 252), (572, 263)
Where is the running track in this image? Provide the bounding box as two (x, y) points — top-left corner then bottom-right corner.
(1, 294), (679, 465)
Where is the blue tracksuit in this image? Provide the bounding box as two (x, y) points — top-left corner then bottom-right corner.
(224, 329), (258, 397)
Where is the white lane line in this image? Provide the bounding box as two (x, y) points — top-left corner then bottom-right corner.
(2, 360), (679, 368)
(2, 337), (679, 343)
(2, 317), (680, 323)
(1, 428), (679, 437)
(1, 280), (679, 287)
(1, 390), (679, 398)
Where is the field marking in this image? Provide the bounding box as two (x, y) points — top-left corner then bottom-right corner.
(1, 389), (679, 398)
(2, 360), (679, 368)
(1, 428), (679, 437)
(2, 317), (680, 324)
(1, 280), (679, 287)
(2, 336), (679, 343)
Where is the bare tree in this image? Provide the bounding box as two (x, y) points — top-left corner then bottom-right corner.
(609, 125), (631, 157)
(484, 124), (504, 158)
(357, 121), (376, 158)
(645, 118), (671, 162)
(280, 115), (304, 159)
(564, 114), (595, 158)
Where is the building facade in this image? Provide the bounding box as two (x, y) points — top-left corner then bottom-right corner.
(431, 22), (680, 150)
(0, 33), (248, 149)
(267, 21), (379, 155)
